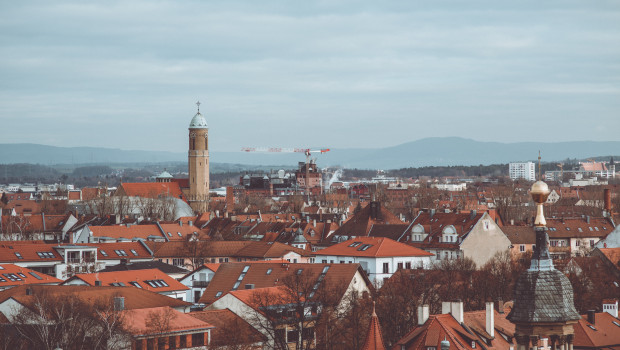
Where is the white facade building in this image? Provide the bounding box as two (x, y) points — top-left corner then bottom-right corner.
(509, 162), (536, 181)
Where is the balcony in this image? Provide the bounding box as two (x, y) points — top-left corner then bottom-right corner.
(67, 258), (81, 264)
(192, 281), (210, 288)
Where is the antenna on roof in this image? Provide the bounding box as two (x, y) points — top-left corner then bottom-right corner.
(196, 101), (201, 113)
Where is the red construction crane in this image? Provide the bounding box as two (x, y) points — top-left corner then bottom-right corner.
(240, 147), (330, 196)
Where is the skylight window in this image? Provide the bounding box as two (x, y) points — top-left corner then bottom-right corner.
(18, 273), (26, 278)
(232, 281), (241, 290)
(129, 281), (142, 288)
(177, 232), (182, 237)
(587, 325), (597, 331)
(612, 321), (620, 327)
(130, 249), (138, 256)
(296, 269), (303, 275)
(100, 250), (108, 257)
(215, 291), (222, 298)
(14, 252), (23, 259)
(266, 268), (272, 275)
(0, 277), (5, 282)
(322, 266), (330, 274)
(114, 250), (128, 257)
(29, 272), (43, 280)
(0, 266), (4, 270)
(242, 265), (250, 273)
(348, 242), (362, 247)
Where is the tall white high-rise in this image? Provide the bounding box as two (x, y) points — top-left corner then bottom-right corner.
(509, 162), (536, 181)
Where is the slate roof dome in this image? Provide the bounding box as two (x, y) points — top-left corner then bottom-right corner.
(507, 268), (581, 323)
(189, 111), (208, 129)
(292, 229), (308, 244)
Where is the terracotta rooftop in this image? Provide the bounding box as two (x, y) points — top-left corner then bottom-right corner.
(361, 305), (386, 350)
(314, 237), (434, 258)
(0, 285), (191, 310)
(502, 226), (536, 245)
(88, 224), (166, 241)
(0, 242), (62, 262)
(158, 223), (203, 241)
(122, 306), (213, 336)
(546, 217), (613, 239)
(332, 201), (403, 238)
(0, 264), (62, 289)
(572, 312), (620, 348)
(199, 262), (365, 305)
(63, 268), (188, 293)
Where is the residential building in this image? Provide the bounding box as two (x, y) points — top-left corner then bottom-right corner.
(406, 210), (512, 267)
(190, 309), (265, 349)
(313, 237), (433, 286)
(572, 311), (620, 350)
(509, 162), (536, 181)
(179, 263), (220, 303)
(502, 226), (536, 257)
(545, 217), (614, 258)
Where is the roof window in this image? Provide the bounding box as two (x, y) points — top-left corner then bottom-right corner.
(129, 281), (142, 288)
(612, 321), (620, 327)
(18, 273), (26, 278)
(29, 272), (43, 280)
(348, 242), (362, 247)
(177, 232), (182, 237)
(0, 266), (4, 270)
(566, 227), (570, 231)
(595, 227), (599, 231)
(578, 228), (583, 232)
(296, 269), (303, 275)
(266, 268), (272, 275)
(100, 250), (108, 257)
(215, 291), (223, 298)
(14, 252), (23, 259)
(115, 250), (128, 257)
(130, 249), (138, 256)
(37, 252), (55, 259)
(358, 244), (372, 251)
(322, 266), (330, 274)
(232, 281), (241, 290)
(242, 265), (250, 273)
(0, 277), (5, 282)
(589, 227), (593, 231)
(587, 325), (597, 331)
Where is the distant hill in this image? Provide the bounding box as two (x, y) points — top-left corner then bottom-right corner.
(1, 138), (619, 169)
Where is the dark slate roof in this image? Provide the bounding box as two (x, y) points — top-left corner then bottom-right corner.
(507, 269), (581, 323)
(98, 260), (189, 274)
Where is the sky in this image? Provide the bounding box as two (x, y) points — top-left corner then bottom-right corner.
(1, 0), (619, 153)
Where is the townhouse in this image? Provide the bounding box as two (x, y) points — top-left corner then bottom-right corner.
(0, 263), (62, 291)
(313, 236), (433, 286)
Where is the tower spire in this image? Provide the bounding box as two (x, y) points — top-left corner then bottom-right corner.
(538, 150), (542, 181)
(196, 100), (201, 113)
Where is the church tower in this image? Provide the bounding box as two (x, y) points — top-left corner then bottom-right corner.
(188, 101), (209, 213)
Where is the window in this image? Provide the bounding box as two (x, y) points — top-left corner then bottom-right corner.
(242, 265), (250, 273)
(37, 252), (55, 259)
(405, 262), (412, 269)
(168, 336), (176, 349)
(296, 269), (303, 275)
(29, 272), (43, 280)
(397, 262), (403, 270)
(14, 252), (23, 259)
(130, 249), (138, 256)
(520, 245), (525, 252)
(590, 240), (595, 247)
(215, 291), (223, 298)
(348, 241), (362, 247)
(287, 329), (299, 343)
(232, 281), (241, 290)
(322, 266), (330, 274)
(130, 281), (142, 288)
(383, 263), (389, 274)
(266, 268), (273, 275)
(100, 250), (108, 257)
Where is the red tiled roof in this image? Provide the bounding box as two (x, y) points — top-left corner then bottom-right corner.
(0, 264), (62, 288)
(3, 200), (41, 215)
(159, 223), (204, 241)
(122, 306), (213, 336)
(76, 242), (152, 260)
(314, 237), (433, 258)
(67, 191), (81, 200)
(0, 242), (62, 262)
(200, 262), (365, 305)
(598, 247), (620, 266)
(502, 226), (536, 245)
(573, 312), (620, 348)
(63, 268), (188, 292)
(0, 285), (191, 310)
(546, 217), (613, 238)
(333, 202), (403, 238)
(89, 224), (165, 241)
(81, 187), (106, 201)
(117, 182), (186, 201)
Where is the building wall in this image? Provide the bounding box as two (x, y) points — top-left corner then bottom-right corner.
(460, 213), (512, 267)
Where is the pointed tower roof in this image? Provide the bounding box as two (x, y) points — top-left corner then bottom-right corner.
(361, 303), (386, 350)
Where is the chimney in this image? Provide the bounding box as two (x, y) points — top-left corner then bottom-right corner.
(313, 219), (317, 227)
(586, 215), (590, 224)
(441, 338), (450, 350)
(370, 202), (380, 220)
(486, 302), (495, 338)
(417, 304), (430, 325)
(113, 296), (125, 311)
(430, 209), (436, 219)
(470, 210), (477, 220)
(25, 288), (32, 296)
(442, 301), (451, 314)
(95, 280), (102, 286)
(451, 301), (464, 323)
(587, 310), (596, 325)
(188, 220), (193, 226)
(604, 188), (612, 212)
(226, 186), (234, 214)
(179, 221), (183, 227)
(496, 298), (504, 314)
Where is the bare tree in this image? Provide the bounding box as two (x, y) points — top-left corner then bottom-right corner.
(7, 289), (130, 350)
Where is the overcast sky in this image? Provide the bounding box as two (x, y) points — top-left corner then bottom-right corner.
(1, 0), (619, 153)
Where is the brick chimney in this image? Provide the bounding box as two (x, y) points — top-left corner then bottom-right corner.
(604, 188), (612, 213)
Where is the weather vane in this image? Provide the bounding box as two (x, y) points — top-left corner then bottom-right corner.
(196, 101), (201, 113)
